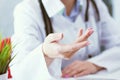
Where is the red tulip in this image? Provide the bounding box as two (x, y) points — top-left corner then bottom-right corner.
(0, 39), (5, 52)
(0, 37), (13, 75)
(5, 38), (11, 45)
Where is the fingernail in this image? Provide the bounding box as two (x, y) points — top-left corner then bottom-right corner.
(88, 30), (94, 35)
(64, 75), (70, 78)
(86, 42), (90, 46)
(74, 75), (77, 78)
(57, 33), (62, 38)
(59, 33), (63, 39)
(88, 27), (93, 30)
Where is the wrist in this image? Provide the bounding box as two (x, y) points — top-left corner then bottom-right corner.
(44, 54), (54, 66)
(42, 44), (53, 66)
(42, 44), (54, 66)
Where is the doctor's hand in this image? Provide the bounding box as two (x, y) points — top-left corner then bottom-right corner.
(62, 60), (104, 78)
(42, 28), (94, 59)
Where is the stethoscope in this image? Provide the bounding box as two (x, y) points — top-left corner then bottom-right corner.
(39, 0), (101, 58)
(39, 0), (100, 36)
(85, 0), (100, 22)
(84, 0), (101, 58)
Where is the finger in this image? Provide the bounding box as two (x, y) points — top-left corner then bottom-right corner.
(66, 70), (79, 77)
(82, 28), (94, 40)
(64, 66), (83, 77)
(68, 41), (90, 53)
(62, 61), (85, 77)
(62, 41), (89, 53)
(61, 41), (90, 58)
(62, 62), (77, 75)
(74, 41), (90, 49)
(78, 28), (83, 37)
(45, 33), (63, 43)
(70, 64), (85, 77)
(62, 61), (82, 75)
(62, 68), (73, 78)
(56, 54), (65, 59)
(76, 28), (94, 43)
(74, 70), (90, 77)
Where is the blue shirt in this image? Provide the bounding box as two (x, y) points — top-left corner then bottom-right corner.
(63, 0), (81, 22)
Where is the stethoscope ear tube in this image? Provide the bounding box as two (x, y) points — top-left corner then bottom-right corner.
(39, 0), (53, 36)
(85, 0), (100, 22)
(39, 0), (100, 36)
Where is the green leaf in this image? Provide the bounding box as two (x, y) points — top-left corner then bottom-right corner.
(0, 44), (12, 74)
(0, 36), (14, 74)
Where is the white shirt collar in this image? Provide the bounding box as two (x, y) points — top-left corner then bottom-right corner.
(42, 0), (83, 18)
(42, 0), (65, 17)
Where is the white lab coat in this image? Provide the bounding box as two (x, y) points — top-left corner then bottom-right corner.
(11, 0), (120, 80)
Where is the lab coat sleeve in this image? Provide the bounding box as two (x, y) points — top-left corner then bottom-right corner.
(88, 0), (120, 72)
(11, 1), (62, 80)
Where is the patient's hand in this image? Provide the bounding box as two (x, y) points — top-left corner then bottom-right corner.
(42, 28), (94, 59)
(62, 60), (104, 78)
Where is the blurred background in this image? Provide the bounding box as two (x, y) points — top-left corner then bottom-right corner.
(0, 0), (120, 38)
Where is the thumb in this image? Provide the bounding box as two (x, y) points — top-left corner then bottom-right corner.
(45, 33), (63, 43)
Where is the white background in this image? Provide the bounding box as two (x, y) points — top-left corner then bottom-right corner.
(0, 0), (21, 37)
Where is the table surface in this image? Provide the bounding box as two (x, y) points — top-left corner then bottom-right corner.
(8, 70), (120, 80)
(62, 70), (120, 80)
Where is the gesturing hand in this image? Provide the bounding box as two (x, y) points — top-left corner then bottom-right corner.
(42, 28), (94, 59)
